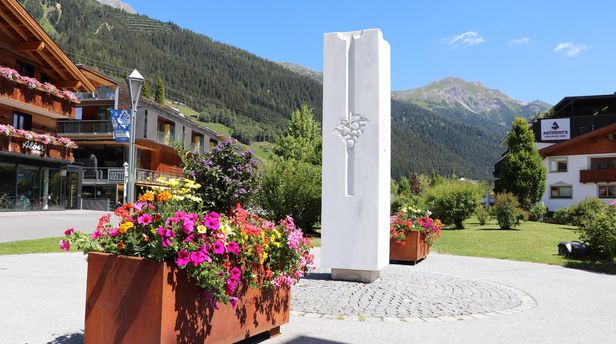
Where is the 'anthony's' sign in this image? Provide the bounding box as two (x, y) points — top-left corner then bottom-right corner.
(541, 118), (570, 141)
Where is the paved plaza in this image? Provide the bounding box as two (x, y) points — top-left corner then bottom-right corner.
(0, 210), (110, 243)
(1, 249), (616, 344)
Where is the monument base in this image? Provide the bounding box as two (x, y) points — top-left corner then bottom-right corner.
(331, 268), (380, 283)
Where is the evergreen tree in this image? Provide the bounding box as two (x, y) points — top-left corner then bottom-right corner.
(141, 79), (151, 99)
(155, 78), (165, 104)
(500, 117), (546, 210)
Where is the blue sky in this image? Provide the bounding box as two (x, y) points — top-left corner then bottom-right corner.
(126, 0), (616, 104)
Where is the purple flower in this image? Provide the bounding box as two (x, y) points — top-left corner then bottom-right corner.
(225, 278), (238, 295)
(229, 296), (238, 308)
(190, 250), (210, 266)
(91, 230), (102, 239)
(64, 228), (74, 236)
(137, 213), (153, 226)
(108, 229), (120, 237)
(212, 240), (225, 255)
(205, 216), (219, 231)
(59, 239), (70, 251)
(157, 227), (175, 247)
(176, 249), (191, 267)
(229, 266), (241, 281)
(182, 220), (195, 234)
(226, 241), (240, 256)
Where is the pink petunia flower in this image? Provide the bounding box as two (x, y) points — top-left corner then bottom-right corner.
(91, 230), (102, 239)
(108, 229), (120, 237)
(212, 239), (225, 255)
(137, 213), (153, 226)
(225, 278), (238, 295)
(226, 241), (240, 256)
(229, 266), (241, 281)
(176, 249), (191, 267)
(190, 250), (210, 266)
(59, 239), (70, 251)
(64, 228), (75, 236)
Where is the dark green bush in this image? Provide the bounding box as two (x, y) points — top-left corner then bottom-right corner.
(491, 193), (523, 229)
(529, 202), (547, 222)
(553, 207), (572, 225)
(580, 204), (616, 261)
(424, 181), (481, 229)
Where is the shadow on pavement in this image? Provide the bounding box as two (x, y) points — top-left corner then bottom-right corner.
(239, 332), (346, 344)
(563, 259), (616, 275)
(47, 332), (84, 344)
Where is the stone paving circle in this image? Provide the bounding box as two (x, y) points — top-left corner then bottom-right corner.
(291, 265), (536, 322)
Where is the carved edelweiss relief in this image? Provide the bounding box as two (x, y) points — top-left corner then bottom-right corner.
(334, 113), (369, 149)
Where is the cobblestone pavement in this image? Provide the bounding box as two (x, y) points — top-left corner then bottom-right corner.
(291, 264), (535, 321)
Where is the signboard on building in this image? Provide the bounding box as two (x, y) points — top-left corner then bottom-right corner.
(541, 118), (570, 141)
(110, 109), (131, 143)
(108, 169), (125, 182)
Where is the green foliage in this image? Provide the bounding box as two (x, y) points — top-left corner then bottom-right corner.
(580, 204), (616, 261)
(155, 78), (165, 105)
(568, 198), (607, 227)
(391, 177), (425, 213)
(500, 117), (546, 210)
(257, 105), (322, 231)
(529, 202), (547, 222)
(141, 79), (152, 99)
(272, 104), (321, 165)
(258, 159), (321, 231)
(181, 140), (258, 213)
(491, 193), (522, 229)
(475, 206), (491, 225)
(553, 207), (572, 225)
(424, 181), (481, 229)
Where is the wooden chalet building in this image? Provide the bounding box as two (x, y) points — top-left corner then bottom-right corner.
(0, 0), (94, 210)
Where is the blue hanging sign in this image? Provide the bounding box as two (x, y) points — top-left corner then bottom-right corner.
(110, 109), (131, 143)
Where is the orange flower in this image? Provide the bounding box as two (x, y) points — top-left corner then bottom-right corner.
(118, 221), (134, 234)
(157, 191), (173, 202)
(117, 240), (125, 250)
(139, 192), (155, 202)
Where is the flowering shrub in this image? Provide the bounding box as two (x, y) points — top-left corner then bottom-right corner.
(182, 140), (258, 213)
(0, 123), (75, 147)
(390, 205), (443, 245)
(61, 177), (313, 306)
(0, 65), (79, 103)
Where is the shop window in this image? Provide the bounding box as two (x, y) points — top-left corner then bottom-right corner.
(550, 185), (572, 199)
(13, 112), (32, 130)
(598, 185), (616, 199)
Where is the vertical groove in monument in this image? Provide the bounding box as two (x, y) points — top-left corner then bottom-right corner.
(346, 35), (356, 196)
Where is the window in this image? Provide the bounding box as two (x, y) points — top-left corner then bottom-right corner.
(549, 157), (568, 172)
(12, 112), (32, 130)
(598, 185), (616, 198)
(591, 157), (616, 170)
(16, 61), (34, 77)
(551, 185), (572, 199)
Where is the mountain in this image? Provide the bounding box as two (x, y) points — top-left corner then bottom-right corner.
(94, 0), (136, 14)
(277, 62), (322, 83)
(393, 77), (551, 133)
(18, 0), (527, 180)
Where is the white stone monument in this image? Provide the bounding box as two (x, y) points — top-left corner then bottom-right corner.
(321, 29), (391, 283)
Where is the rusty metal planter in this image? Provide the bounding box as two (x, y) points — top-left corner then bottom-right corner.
(389, 231), (430, 264)
(84, 252), (290, 344)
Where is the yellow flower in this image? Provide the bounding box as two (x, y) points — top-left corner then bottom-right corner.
(220, 222), (234, 235)
(119, 221), (134, 234)
(197, 225), (207, 234)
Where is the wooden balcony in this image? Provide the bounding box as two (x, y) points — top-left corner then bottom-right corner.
(0, 133), (74, 162)
(0, 78), (75, 118)
(580, 169), (616, 183)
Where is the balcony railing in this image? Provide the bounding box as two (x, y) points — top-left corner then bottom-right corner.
(58, 120), (113, 135)
(0, 78), (74, 117)
(580, 169), (616, 183)
(136, 168), (183, 184)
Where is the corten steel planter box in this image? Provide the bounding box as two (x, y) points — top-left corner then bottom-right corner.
(84, 252), (290, 344)
(389, 231), (430, 264)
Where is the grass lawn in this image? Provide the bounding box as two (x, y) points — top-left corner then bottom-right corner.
(432, 217), (616, 274)
(0, 237), (74, 255)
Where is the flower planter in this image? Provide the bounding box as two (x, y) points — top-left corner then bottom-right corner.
(389, 231), (430, 264)
(84, 252), (290, 344)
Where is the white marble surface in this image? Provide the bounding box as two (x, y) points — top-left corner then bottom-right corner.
(321, 28), (391, 274)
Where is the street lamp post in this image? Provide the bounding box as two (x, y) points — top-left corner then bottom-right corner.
(126, 69), (144, 203)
